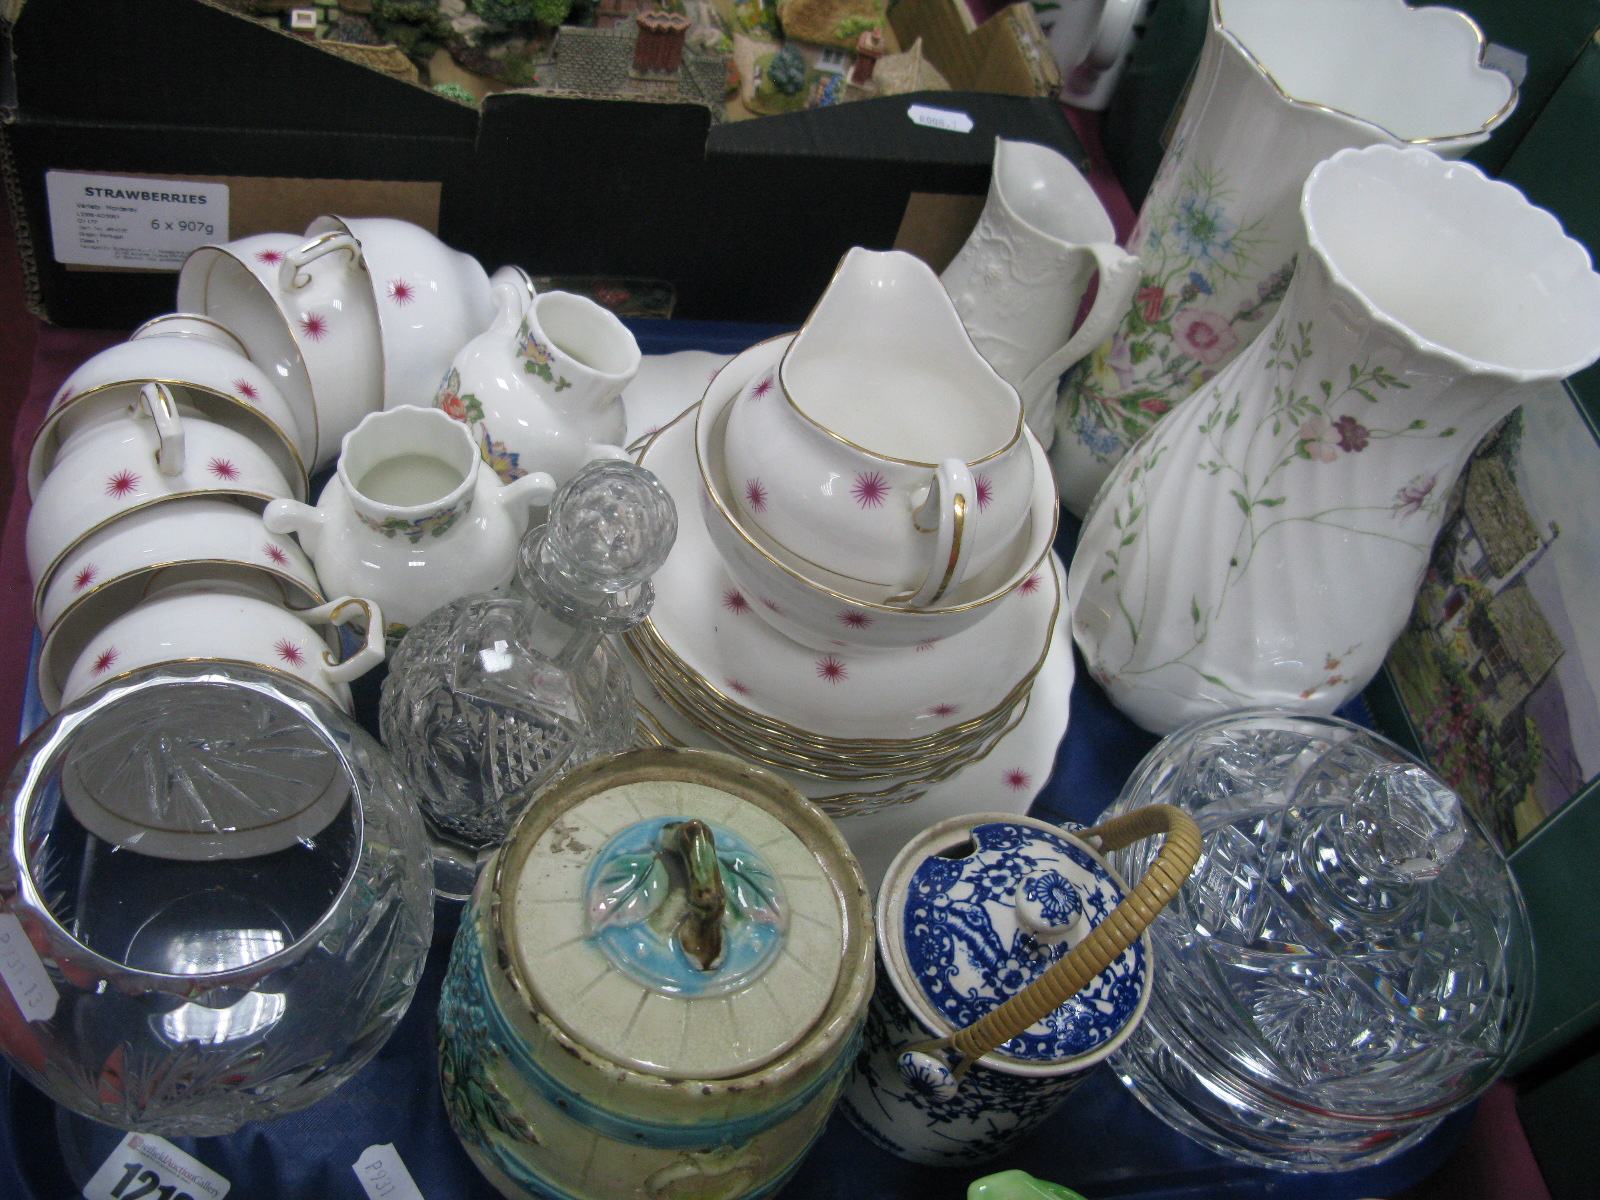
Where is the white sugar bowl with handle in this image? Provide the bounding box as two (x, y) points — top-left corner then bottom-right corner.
(841, 805), (1200, 1165)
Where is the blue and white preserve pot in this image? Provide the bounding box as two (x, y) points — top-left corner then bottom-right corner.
(841, 805), (1200, 1165)
(437, 747), (874, 1200)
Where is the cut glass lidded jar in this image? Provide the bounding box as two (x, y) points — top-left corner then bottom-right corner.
(436, 747), (874, 1200)
(1101, 709), (1534, 1171)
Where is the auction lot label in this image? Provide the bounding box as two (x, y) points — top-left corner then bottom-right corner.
(46, 171), (228, 268)
(82, 1132), (231, 1200)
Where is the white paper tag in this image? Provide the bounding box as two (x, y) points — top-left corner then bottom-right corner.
(1482, 42), (1529, 88)
(353, 1144), (426, 1200)
(45, 171), (228, 269)
(0, 912), (57, 1021)
(907, 104), (975, 134)
(82, 1132), (231, 1200)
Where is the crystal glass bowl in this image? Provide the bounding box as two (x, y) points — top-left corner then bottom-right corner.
(1100, 709), (1533, 1171)
(0, 664), (433, 1136)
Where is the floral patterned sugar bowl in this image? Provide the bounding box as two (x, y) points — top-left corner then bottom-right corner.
(265, 405), (555, 638)
(436, 747), (874, 1200)
(841, 806), (1200, 1165)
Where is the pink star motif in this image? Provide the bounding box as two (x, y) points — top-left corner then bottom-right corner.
(255, 249), (284, 265)
(750, 372), (775, 400)
(298, 312), (329, 341)
(759, 596), (783, 615)
(914, 637), (940, 652)
(1019, 574), (1042, 595)
(929, 702), (959, 718)
(262, 542), (291, 567)
(641, 425), (661, 439)
(851, 471), (890, 508)
(106, 469), (140, 498)
(233, 378), (259, 401)
(975, 473), (994, 511)
(726, 679), (751, 696)
(1003, 767), (1032, 791)
(274, 639), (307, 667)
(744, 478), (769, 512)
(816, 655), (848, 683)
(91, 647), (119, 675)
(73, 564), (99, 591)
(837, 610), (872, 629)
(207, 457), (240, 481)
(387, 278), (417, 305)
(722, 589), (750, 614)
(54, 388), (73, 405)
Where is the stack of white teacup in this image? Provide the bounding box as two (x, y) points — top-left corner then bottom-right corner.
(25, 218), (513, 715)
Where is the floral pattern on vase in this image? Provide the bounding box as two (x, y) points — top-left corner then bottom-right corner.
(1060, 162), (1287, 473)
(1067, 143), (1600, 736)
(1047, 0), (1517, 517)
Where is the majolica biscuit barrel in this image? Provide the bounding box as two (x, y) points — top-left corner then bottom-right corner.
(437, 747), (874, 1200)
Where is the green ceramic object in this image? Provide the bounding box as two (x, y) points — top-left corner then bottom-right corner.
(968, 1168), (1088, 1200)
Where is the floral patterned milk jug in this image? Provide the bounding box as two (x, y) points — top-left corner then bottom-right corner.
(436, 747), (874, 1200)
(436, 281), (637, 487)
(1068, 146), (1600, 734)
(841, 805), (1200, 1165)
(380, 459), (677, 851)
(1049, 0), (1516, 514)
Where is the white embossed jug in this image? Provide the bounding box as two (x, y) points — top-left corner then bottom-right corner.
(942, 138), (1141, 448)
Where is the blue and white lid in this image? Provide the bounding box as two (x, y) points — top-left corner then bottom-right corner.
(879, 813), (1150, 1069)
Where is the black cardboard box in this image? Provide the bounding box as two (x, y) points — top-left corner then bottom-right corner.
(0, 0), (1085, 327)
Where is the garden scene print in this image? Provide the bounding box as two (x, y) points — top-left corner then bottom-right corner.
(1382, 382), (1600, 853)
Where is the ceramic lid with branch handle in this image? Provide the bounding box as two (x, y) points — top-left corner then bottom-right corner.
(501, 747), (867, 1080)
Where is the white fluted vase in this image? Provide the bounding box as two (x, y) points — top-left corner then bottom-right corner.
(1067, 145), (1600, 734)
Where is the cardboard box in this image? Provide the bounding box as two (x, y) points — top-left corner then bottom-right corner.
(0, 0), (1086, 328)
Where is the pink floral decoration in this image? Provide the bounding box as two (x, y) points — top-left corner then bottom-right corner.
(1299, 416), (1339, 463)
(1172, 309), (1239, 366)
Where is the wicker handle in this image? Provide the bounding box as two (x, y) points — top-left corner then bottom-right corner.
(900, 804), (1202, 1094)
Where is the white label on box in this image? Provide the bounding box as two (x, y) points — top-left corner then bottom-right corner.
(907, 104), (974, 134)
(82, 1132), (231, 1200)
(353, 1144), (427, 1200)
(0, 912), (56, 1021)
(45, 171), (228, 269)
(1483, 42), (1529, 88)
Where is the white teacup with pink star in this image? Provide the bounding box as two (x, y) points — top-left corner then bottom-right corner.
(59, 582), (384, 714)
